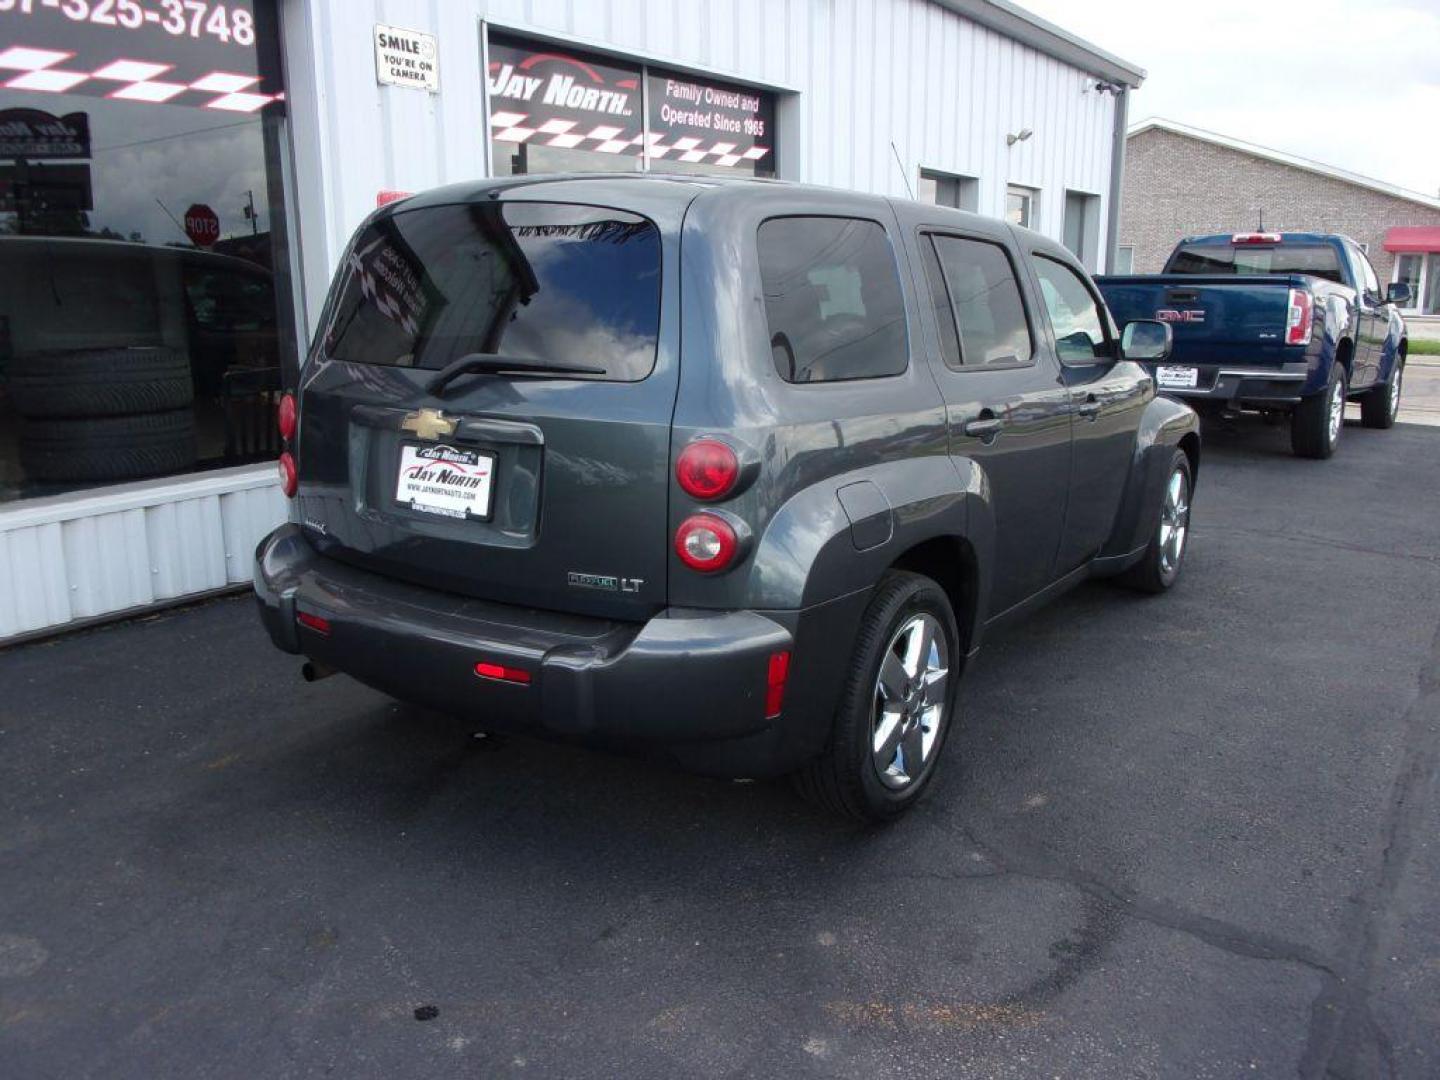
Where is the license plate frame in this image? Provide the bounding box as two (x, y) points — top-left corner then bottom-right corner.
(1155, 365), (1200, 390)
(395, 443), (496, 521)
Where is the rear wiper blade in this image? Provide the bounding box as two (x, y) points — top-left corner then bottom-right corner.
(426, 352), (606, 396)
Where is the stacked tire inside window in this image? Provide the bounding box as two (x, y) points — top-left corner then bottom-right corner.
(11, 347), (197, 483)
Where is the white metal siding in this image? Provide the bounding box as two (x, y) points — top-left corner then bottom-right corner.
(284, 0), (1118, 335)
(0, 468), (288, 642)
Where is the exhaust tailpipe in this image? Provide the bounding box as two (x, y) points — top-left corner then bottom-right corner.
(302, 661), (337, 682)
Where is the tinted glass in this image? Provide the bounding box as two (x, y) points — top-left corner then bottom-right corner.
(320, 202), (661, 381)
(758, 217), (908, 383)
(930, 235), (1033, 368)
(920, 240), (962, 369)
(1166, 243), (1345, 284)
(1033, 255), (1109, 363)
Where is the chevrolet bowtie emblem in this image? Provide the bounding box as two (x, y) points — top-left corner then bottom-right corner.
(400, 408), (457, 440)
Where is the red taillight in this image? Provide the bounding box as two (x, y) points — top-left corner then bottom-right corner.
(277, 393), (297, 441)
(277, 451), (298, 498)
(676, 439), (740, 500)
(764, 650), (791, 719)
(1231, 232), (1281, 245)
(296, 611), (330, 635)
(674, 513), (739, 573)
(474, 661), (532, 685)
(1286, 288), (1313, 346)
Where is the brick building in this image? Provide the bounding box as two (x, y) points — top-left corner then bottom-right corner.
(1117, 118), (1440, 317)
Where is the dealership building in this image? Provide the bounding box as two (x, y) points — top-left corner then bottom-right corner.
(0, 0), (1142, 641)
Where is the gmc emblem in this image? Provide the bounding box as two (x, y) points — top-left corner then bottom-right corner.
(1156, 309), (1206, 323)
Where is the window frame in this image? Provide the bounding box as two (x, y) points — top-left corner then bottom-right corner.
(1006, 184), (1038, 229)
(917, 168), (980, 213)
(1029, 250), (1117, 365)
(756, 213), (912, 386)
(919, 228), (1038, 373)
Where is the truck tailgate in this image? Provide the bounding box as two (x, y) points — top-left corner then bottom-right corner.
(1096, 274), (1301, 367)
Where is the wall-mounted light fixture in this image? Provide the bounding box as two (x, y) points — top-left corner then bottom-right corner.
(1006, 129), (1033, 147)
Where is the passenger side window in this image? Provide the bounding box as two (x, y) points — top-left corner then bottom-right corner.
(922, 234), (1034, 369)
(758, 217), (909, 383)
(1032, 255), (1111, 363)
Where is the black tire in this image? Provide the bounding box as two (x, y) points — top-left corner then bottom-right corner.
(19, 409), (196, 482)
(1291, 363), (1346, 459)
(8, 347), (192, 418)
(1120, 449), (1192, 594)
(1360, 360), (1403, 430)
(793, 571), (960, 823)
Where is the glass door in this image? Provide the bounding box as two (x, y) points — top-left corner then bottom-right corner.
(1426, 254), (1440, 315)
(1393, 253), (1424, 314)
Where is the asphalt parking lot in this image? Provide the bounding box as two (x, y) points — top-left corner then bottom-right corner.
(3, 416), (1439, 1079)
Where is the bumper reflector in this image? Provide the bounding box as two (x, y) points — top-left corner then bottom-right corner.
(296, 611), (331, 636)
(475, 661), (532, 685)
(765, 649), (791, 719)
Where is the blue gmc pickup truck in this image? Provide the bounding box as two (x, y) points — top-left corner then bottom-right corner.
(1097, 232), (1411, 458)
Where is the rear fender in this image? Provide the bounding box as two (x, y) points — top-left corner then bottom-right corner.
(1099, 395), (1199, 561)
(742, 454), (983, 613)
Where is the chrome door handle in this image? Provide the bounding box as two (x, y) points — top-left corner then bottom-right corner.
(1076, 400), (1101, 420)
(963, 416), (1005, 438)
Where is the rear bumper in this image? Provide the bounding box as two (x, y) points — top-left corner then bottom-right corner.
(254, 525), (834, 770)
(1148, 361), (1314, 407)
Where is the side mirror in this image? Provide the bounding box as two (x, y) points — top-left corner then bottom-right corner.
(1120, 319), (1173, 362)
(1386, 281), (1413, 306)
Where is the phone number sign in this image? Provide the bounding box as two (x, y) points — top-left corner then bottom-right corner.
(0, 0), (283, 112)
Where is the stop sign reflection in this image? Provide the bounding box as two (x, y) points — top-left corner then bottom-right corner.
(184, 204), (220, 247)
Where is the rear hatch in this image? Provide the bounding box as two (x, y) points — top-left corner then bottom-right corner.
(293, 190), (682, 620)
(1097, 275), (1307, 368)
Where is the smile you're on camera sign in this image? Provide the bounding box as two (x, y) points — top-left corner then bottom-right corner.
(374, 24), (438, 92)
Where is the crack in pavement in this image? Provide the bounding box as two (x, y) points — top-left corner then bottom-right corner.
(951, 822), (1340, 979)
(1218, 525), (1440, 565)
(1298, 615), (1440, 1080)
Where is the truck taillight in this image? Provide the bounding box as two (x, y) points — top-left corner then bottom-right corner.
(1231, 232), (1281, 245)
(1286, 288), (1313, 346)
(675, 513), (739, 573)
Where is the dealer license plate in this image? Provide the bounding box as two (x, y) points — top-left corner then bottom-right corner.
(395, 444), (495, 520)
(1155, 365), (1199, 390)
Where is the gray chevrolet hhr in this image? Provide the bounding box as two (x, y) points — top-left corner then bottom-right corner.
(255, 174), (1199, 821)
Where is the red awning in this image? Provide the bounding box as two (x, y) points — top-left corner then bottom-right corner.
(1383, 226), (1440, 253)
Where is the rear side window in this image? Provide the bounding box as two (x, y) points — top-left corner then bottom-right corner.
(758, 217), (908, 383)
(1165, 242), (1345, 284)
(320, 202), (661, 381)
(922, 235), (1033, 368)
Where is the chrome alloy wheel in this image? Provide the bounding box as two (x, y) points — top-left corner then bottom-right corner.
(1158, 467), (1190, 578)
(872, 613), (949, 790)
(1328, 376), (1345, 447)
(1389, 365), (1403, 423)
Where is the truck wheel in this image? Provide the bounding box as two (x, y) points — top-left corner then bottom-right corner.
(19, 409), (197, 482)
(793, 571), (959, 822)
(1359, 360), (1402, 430)
(1121, 449), (1192, 594)
(1291, 364), (1346, 459)
(8, 347), (192, 418)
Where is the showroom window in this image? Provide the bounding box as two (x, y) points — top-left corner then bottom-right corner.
(486, 31), (776, 179)
(0, 0), (293, 504)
